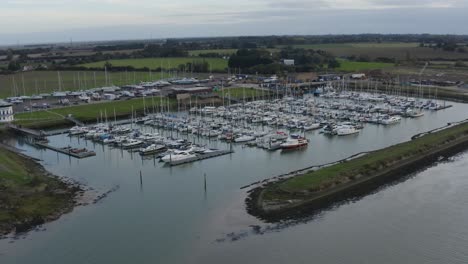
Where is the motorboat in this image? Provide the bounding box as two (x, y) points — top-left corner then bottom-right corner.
(103, 137), (118, 145)
(69, 126), (89, 135)
(161, 151), (197, 163)
(280, 137), (309, 149)
(336, 125), (360, 136)
(303, 123), (321, 131)
(406, 109), (424, 118)
(122, 139), (144, 149)
(380, 116), (401, 125)
(139, 144), (167, 155)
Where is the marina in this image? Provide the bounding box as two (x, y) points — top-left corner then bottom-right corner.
(59, 86), (453, 164)
(2, 88), (467, 264)
(2, 2), (468, 262)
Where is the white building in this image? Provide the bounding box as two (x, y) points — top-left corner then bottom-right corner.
(282, 59), (295, 66)
(0, 100), (14, 123)
(351, 73), (366, 79)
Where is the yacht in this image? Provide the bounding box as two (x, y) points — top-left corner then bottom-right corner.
(380, 116), (401, 125)
(161, 151), (197, 163)
(406, 109), (424, 118)
(321, 124), (338, 135)
(102, 136), (117, 145)
(139, 144), (166, 155)
(122, 139), (144, 149)
(303, 123), (321, 131)
(69, 126), (89, 135)
(280, 137), (309, 150)
(336, 125), (360, 136)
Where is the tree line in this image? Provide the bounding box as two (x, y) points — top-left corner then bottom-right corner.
(228, 47), (340, 74)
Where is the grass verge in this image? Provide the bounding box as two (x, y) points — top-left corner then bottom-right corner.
(0, 145), (79, 235)
(14, 97), (177, 129)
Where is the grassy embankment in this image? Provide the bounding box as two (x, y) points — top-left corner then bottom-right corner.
(14, 97), (177, 129)
(0, 71), (165, 99)
(254, 121), (468, 218)
(0, 144), (78, 235)
(79, 57), (228, 71)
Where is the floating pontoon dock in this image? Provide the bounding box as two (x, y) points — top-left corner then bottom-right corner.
(35, 142), (96, 159)
(168, 150), (233, 166)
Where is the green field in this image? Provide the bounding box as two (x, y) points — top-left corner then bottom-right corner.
(349, 42), (419, 48)
(279, 42), (418, 49)
(280, 42), (468, 60)
(188, 49), (278, 56)
(0, 145), (75, 234)
(336, 59), (394, 71)
(0, 71), (167, 99)
(80, 57), (228, 71)
(14, 97), (177, 128)
(189, 49), (238, 56)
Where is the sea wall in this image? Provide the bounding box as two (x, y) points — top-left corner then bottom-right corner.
(247, 123), (468, 222)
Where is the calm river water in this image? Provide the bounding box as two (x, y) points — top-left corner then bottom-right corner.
(1, 101), (468, 264)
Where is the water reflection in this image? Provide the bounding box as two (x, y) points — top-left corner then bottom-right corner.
(217, 155), (459, 243)
(2, 101), (468, 264)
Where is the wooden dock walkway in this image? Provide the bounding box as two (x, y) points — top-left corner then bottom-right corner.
(169, 150), (233, 166)
(35, 142), (96, 159)
(7, 124), (47, 139)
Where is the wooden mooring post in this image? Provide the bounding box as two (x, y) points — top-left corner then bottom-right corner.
(204, 173), (207, 192)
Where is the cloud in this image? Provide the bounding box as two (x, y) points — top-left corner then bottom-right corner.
(366, 0), (459, 8)
(0, 0), (467, 44)
(266, 0), (329, 9)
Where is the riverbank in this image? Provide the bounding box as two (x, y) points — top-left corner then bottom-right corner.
(0, 138), (82, 236)
(247, 121), (468, 222)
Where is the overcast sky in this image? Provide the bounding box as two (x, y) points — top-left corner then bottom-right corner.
(1, 0), (468, 45)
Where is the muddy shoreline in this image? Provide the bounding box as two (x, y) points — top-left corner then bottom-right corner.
(246, 129), (468, 223)
(0, 140), (84, 237)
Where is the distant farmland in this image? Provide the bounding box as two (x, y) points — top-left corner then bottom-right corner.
(280, 42), (468, 60)
(80, 57), (228, 71)
(188, 48), (278, 56)
(189, 49), (238, 56)
(336, 59), (394, 72)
